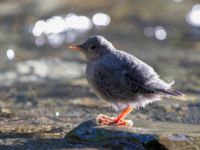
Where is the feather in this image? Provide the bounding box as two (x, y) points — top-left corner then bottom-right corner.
(156, 88), (184, 96)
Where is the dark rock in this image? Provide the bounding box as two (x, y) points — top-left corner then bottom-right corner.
(65, 119), (167, 150)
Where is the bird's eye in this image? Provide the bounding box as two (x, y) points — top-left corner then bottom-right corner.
(90, 45), (97, 50)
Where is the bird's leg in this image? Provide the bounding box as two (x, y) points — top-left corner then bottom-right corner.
(114, 104), (133, 125)
(96, 104), (134, 127)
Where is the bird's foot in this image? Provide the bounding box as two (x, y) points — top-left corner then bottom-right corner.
(96, 114), (133, 127)
(96, 104), (134, 127)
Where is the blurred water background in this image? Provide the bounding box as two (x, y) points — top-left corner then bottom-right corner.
(0, 1), (200, 148)
(0, 0), (199, 58)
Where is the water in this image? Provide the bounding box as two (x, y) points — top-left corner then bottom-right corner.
(0, 0), (200, 149)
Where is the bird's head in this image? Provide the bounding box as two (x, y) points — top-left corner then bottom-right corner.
(69, 35), (115, 61)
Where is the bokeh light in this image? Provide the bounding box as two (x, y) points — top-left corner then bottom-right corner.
(155, 26), (167, 40)
(45, 16), (66, 34)
(31, 13), (96, 47)
(92, 13), (111, 26)
(144, 27), (154, 38)
(65, 14), (92, 31)
(186, 4), (200, 27)
(55, 112), (60, 117)
(144, 26), (167, 41)
(6, 49), (15, 60)
(173, 0), (182, 3)
(47, 34), (65, 48)
(35, 36), (46, 47)
(32, 20), (46, 37)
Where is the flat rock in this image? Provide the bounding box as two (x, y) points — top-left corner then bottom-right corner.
(65, 119), (200, 150)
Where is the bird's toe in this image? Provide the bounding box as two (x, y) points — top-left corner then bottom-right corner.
(96, 114), (133, 127)
(96, 114), (115, 125)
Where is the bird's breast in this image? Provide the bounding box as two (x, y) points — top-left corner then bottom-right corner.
(86, 62), (105, 99)
(86, 62), (97, 86)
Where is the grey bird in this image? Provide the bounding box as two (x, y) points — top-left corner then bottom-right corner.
(69, 35), (183, 126)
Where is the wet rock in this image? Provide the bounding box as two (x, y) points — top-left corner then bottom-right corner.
(65, 119), (167, 150)
(65, 119), (200, 149)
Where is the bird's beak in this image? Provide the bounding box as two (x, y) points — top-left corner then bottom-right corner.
(69, 45), (84, 51)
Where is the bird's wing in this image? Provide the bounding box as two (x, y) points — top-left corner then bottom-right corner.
(118, 61), (183, 97)
(92, 61), (156, 100)
(109, 51), (182, 96)
(118, 69), (156, 94)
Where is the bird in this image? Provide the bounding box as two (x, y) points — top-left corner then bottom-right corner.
(69, 35), (183, 127)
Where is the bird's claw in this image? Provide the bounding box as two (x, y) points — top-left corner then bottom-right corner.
(96, 114), (133, 127)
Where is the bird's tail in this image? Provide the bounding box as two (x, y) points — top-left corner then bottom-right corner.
(157, 88), (184, 96)
(156, 80), (184, 96)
